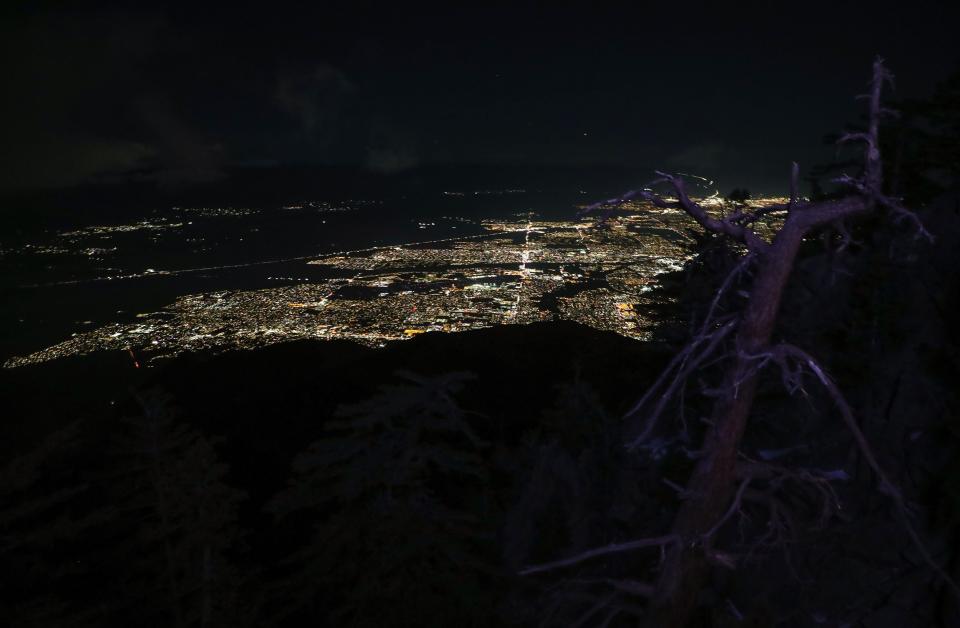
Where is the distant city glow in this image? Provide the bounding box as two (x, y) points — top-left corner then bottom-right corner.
(4, 197), (787, 368)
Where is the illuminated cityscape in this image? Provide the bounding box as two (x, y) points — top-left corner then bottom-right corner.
(3, 197), (786, 368)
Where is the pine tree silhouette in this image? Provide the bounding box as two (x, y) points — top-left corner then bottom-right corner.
(268, 370), (495, 627)
(0, 421), (107, 627)
(503, 377), (656, 625)
(106, 389), (249, 628)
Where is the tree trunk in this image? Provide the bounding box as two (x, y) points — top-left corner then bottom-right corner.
(644, 227), (804, 627)
(566, 59), (909, 627)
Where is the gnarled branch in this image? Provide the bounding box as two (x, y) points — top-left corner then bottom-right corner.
(751, 342), (960, 601)
(519, 535), (680, 576)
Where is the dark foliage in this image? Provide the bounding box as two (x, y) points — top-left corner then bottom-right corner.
(725, 188), (751, 204)
(266, 371), (496, 626)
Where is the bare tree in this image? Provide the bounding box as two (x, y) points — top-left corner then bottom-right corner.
(521, 58), (957, 627)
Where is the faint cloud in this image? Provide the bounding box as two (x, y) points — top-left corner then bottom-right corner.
(666, 141), (731, 171)
(275, 63), (354, 135)
(365, 147), (419, 174)
(364, 119), (419, 173)
(0, 9), (224, 189)
(5, 137), (155, 189)
(0, 9), (166, 189)
(134, 97), (227, 186)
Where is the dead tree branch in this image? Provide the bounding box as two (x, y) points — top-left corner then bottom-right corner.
(519, 535), (680, 576)
(531, 57), (943, 628)
(703, 476), (752, 540)
(624, 252), (756, 447)
(754, 343), (960, 601)
(624, 318), (737, 448)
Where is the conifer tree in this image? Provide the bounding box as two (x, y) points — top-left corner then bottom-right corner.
(268, 371), (494, 626)
(0, 421), (106, 627)
(107, 389), (248, 628)
(505, 378), (660, 626)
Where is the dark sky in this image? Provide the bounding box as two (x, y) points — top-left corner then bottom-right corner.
(2, 1), (958, 194)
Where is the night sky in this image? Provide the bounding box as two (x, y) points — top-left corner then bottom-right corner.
(2, 1), (959, 195)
